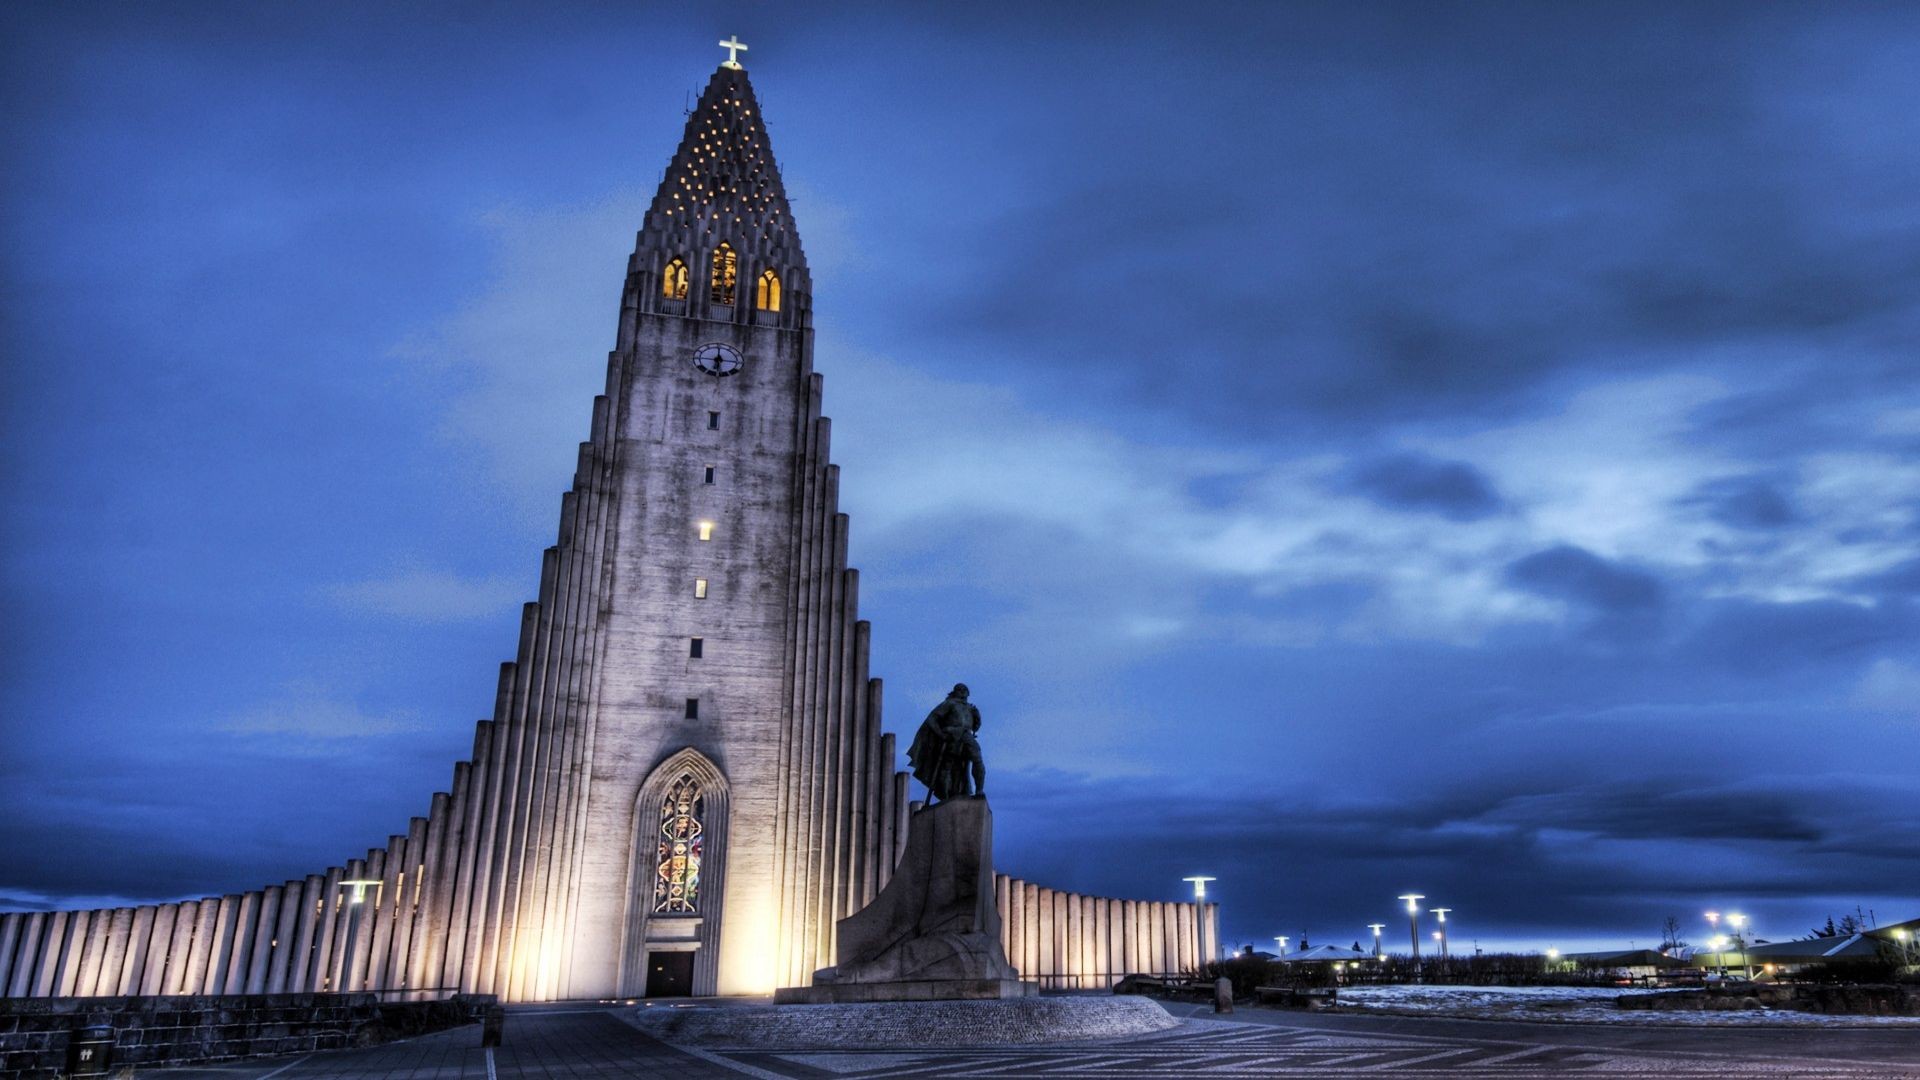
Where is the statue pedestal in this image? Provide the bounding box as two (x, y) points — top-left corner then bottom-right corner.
(775, 796), (1037, 1004)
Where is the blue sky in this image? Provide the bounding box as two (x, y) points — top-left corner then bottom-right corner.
(3, 1), (1917, 955)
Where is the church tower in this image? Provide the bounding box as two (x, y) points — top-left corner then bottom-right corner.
(544, 55), (907, 998)
(0, 49), (1219, 1008)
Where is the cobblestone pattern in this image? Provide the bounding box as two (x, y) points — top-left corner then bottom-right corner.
(0, 992), (484, 1079)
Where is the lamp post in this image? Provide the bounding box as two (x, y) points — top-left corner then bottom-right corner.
(1182, 876), (1216, 973)
(1397, 894), (1425, 978)
(337, 879), (382, 992)
(1728, 913), (1750, 977)
(1432, 908), (1451, 960)
(1545, 948), (1559, 973)
(1368, 923), (1386, 960)
(1274, 936), (1288, 958)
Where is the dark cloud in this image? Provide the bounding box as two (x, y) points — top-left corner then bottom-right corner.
(1341, 452), (1503, 520)
(991, 769), (1920, 948)
(1682, 474), (1801, 530)
(1506, 545), (1665, 613)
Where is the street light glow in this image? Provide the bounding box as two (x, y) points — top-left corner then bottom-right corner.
(1397, 893), (1424, 914)
(1181, 876), (1217, 900)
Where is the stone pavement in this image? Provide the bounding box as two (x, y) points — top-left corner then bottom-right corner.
(140, 1000), (1920, 1078)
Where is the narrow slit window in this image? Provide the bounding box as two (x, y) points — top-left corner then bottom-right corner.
(684, 698), (700, 720)
(689, 637), (703, 658)
(694, 578), (708, 599)
(756, 269), (781, 312)
(710, 243), (737, 306)
(698, 521), (714, 541)
(662, 258), (689, 300)
(707, 411), (720, 430)
(703, 465), (716, 484)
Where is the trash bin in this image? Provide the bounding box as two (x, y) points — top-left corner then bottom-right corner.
(66, 1024), (114, 1077)
(480, 1004), (506, 1047)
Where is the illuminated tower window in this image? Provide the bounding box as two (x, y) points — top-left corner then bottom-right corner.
(710, 243), (737, 305)
(662, 258), (689, 300)
(652, 774), (703, 914)
(756, 269), (781, 312)
(694, 578), (708, 599)
(698, 521), (714, 541)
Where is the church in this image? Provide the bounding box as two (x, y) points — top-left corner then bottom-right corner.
(0, 48), (1216, 1003)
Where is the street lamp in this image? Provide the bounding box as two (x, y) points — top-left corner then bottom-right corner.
(1368, 923), (1386, 960)
(1182, 877), (1216, 973)
(1545, 947), (1559, 973)
(1397, 895), (1425, 977)
(1728, 914), (1750, 976)
(1274, 936), (1289, 958)
(1432, 908), (1451, 960)
(337, 879), (382, 992)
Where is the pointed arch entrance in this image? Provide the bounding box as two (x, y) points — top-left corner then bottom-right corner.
(619, 747), (730, 997)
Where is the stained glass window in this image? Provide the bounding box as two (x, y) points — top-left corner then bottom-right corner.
(756, 269), (781, 312)
(710, 244), (737, 306)
(662, 258), (689, 300)
(653, 774), (703, 913)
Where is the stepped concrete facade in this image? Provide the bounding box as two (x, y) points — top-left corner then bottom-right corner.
(0, 58), (1216, 1003)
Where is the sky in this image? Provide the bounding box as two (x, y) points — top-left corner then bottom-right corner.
(3, 1), (1917, 957)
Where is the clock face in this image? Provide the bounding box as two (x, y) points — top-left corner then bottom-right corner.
(691, 343), (744, 378)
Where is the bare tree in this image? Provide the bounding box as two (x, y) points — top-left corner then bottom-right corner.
(1660, 915), (1687, 952)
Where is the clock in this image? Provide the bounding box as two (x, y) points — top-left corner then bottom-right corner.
(691, 343), (744, 378)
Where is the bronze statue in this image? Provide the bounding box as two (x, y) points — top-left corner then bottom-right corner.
(907, 683), (985, 803)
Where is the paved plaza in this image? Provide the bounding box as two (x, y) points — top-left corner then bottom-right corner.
(136, 999), (1920, 1078)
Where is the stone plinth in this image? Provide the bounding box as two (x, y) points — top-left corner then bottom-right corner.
(775, 796), (1036, 1004)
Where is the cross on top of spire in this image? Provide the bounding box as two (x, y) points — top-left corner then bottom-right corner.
(718, 35), (748, 69)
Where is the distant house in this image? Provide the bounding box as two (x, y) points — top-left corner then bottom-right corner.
(1693, 915), (1918, 976)
(1562, 948), (1688, 980)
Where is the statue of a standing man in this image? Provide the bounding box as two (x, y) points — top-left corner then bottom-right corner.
(907, 683), (986, 803)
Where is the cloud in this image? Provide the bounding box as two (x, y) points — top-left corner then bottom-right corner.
(1681, 474), (1801, 530)
(217, 687), (426, 749)
(1340, 452), (1504, 520)
(1505, 544), (1665, 613)
(323, 567), (523, 621)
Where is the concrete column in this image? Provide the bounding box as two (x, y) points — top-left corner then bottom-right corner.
(0, 907), (31, 991)
(1036, 888), (1054, 987)
(222, 894), (259, 996)
(1147, 902), (1166, 976)
(409, 790), (455, 991)
(309, 868), (344, 992)
(1176, 902), (1194, 975)
(874, 731), (896, 891)
(267, 879), (305, 993)
(181, 899), (218, 996)
(286, 876), (323, 992)
(327, 862), (364, 992)
(139, 905), (176, 995)
(94, 908), (132, 996)
(388, 818), (429, 990)
(471, 653), (528, 996)
(350, 850), (389, 992)
(1092, 897), (1109, 987)
(162, 901), (199, 995)
(204, 891), (240, 991)
(845, 615), (871, 918)
(244, 887), (281, 994)
(996, 874), (1013, 965)
(1064, 891), (1081, 985)
(445, 721), (495, 991)
(492, 558), (558, 999)
(1022, 882), (1039, 977)
(33, 911), (69, 997)
(367, 835), (407, 992)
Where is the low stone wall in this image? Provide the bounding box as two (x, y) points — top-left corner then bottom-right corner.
(0, 992), (489, 1078)
(1618, 984), (1920, 1016)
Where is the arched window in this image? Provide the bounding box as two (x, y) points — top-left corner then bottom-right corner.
(755, 269), (781, 312)
(662, 258), (689, 300)
(710, 244), (737, 306)
(653, 774), (703, 913)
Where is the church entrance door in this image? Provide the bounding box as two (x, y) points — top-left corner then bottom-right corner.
(644, 951), (694, 997)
